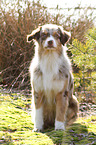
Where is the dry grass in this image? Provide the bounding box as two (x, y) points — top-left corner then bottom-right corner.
(0, 0), (95, 97)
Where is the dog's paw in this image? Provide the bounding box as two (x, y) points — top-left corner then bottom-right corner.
(32, 128), (43, 132)
(55, 120), (66, 131)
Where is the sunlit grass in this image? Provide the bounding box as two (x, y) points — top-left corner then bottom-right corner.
(0, 94), (96, 144)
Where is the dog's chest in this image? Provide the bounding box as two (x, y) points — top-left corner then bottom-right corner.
(34, 53), (64, 95)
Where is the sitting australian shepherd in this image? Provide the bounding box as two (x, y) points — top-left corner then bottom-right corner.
(27, 24), (79, 132)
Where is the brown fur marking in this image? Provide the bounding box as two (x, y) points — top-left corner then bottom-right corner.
(56, 92), (68, 122)
(34, 91), (44, 109)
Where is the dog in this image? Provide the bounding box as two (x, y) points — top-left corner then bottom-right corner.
(27, 24), (79, 132)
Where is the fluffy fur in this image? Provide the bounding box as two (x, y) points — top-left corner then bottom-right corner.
(27, 24), (79, 132)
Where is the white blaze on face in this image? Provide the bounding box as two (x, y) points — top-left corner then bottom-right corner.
(43, 35), (57, 48)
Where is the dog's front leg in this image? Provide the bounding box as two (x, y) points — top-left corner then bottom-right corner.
(33, 91), (44, 132)
(55, 91), (69, 130)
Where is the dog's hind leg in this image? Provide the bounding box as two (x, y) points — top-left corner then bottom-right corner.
(66, 95), (79, 126)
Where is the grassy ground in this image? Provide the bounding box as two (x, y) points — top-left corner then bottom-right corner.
(0, 93), (96, 145)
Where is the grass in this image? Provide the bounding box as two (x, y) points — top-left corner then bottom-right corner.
(0, 93), (96, 145)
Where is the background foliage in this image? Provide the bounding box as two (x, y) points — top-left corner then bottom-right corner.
(0, 1), (96, 144)
(0, 0), (96, 102)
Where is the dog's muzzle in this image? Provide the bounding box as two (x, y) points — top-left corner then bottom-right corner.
(43, 36), (57, 49)
(48, 40), (53, 48)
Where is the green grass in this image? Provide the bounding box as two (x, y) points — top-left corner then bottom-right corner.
(0, 93), (96, 145)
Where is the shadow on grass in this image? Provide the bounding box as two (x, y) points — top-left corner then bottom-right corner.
(0, 94), (96, 145)
(45, 123), (96, 145)
(0, 122), (96, 145)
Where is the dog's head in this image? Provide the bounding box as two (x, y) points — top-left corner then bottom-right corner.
(27, 24), (71, 50)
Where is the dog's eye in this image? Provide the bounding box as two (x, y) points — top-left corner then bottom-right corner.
(53, 32), (60, 39)
(41, 33), (48, 39)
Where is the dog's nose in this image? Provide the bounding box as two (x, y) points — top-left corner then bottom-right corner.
(48, 40), (53, 47)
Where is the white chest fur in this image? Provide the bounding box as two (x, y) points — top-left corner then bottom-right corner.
(32, 52), (64, 95)
(40, 52), (64, 94)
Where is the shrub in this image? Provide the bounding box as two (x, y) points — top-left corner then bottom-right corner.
(0, 0), (95, 98)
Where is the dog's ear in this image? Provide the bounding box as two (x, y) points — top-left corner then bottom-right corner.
(58, 26), (71, 45)
(27, 26), (41, 42)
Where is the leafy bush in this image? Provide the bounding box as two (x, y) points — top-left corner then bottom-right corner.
(70, 27), (96, 101)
